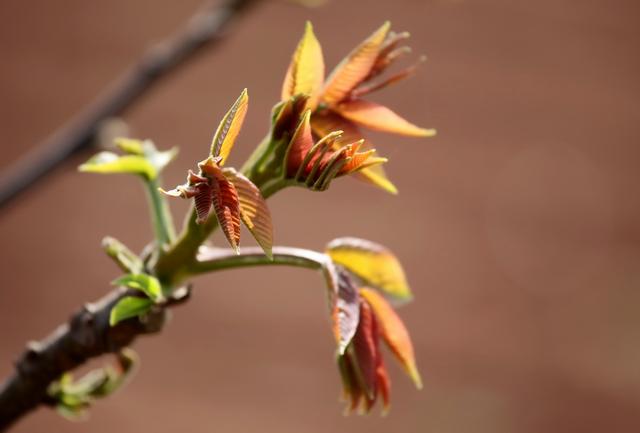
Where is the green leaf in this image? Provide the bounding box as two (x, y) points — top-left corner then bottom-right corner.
(79, 139), (177, 180)
(109, 296), (153, 326)
(112, 274), (164, 303)
(79, 151), (156, 179)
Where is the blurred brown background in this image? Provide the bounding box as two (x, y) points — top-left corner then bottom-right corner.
(1, 0), (640, 432)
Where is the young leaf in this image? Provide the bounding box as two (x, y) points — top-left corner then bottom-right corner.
(350, 301), (379, 400)
(210, 168), (242, 252)
(321, 22), (390, 105)
(223, 168), (273, 258)
(115, 137), (144, 155)
(78, 152), (156, 180)
(360, 288), (422, 389)
(335, 99), (436, 137)
(285, 109), (315, 177)
(109, 296), (154, 326)
(326, 267), (361, 355)
(210, 88), (249, 166)
(327, 237), (412, 301)
(282, 21), (325, 108)
(311, 112), (398, 194)
(112, 274), (164, 303)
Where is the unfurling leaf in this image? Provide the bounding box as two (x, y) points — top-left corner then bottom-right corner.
(285, 109), (315, 177)
(321, 22), (390, 105)
(335, 99), (436, 137)
(311, 112), (398, 194)
(327, 237), (412, 301)
(360, 288), (422, 389)
(210, 88), (249, 166)
(282, 21), (324, 108)
(109, 296), (153, 326)
(223, 168), (273, 258)
(326, 266), (361, 355)
(112, 274), (164, 303)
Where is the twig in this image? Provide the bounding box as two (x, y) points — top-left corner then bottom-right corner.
(0, 246), (325, 430)
(0, 0), (259, 211)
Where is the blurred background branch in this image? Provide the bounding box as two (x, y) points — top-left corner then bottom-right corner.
(0, 0), (260, 211)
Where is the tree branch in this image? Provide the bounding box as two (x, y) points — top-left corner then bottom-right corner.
(0, 0), (260, 211)
(0, 246), (328, 430)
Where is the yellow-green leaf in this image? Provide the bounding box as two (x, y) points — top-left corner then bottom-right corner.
(281, 21), (325, 109)
(109, 296), (153, 326)
(210, 88), (249, 166)
(112, 274), (164, 303)
(79, 152), (156, 180)
(360, 288), (422, 389)
(327, 237), (411, 301)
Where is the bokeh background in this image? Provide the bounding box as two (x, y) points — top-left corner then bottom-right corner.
(1, 0), (639, 432)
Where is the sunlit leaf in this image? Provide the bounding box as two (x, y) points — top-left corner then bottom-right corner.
(335, 99), (436, 137)
(109, 296), (153, 326)
(327, 237), (412, 301)
(360, 288), (422, 389)
(79, 152), (156, 180)
(223, 168), (273, 258)
(282, 21), (324, 109)
(112, 274), (164, 303)
(210, 88), (249, 166)
(321, 22), (390, 105)
(79, 141), (177, 180)
(114, 137), (144, 155)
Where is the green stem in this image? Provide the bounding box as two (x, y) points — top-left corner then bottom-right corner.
(145, 179), (175, 246)
(189, 246), (327, 276)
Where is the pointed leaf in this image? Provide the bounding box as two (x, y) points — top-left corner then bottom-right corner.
(209, 167), (242, 252)
(350, 301), (379, 401)
(112, 274), (164, 303)
(210, 88), (249, 166)
(223, 168), (273, 258)
(285, 109), (315, 177)
(282, 21), (324, 108)
(109, 296), (153, 326)
(335, 99), (435, 137)
(114, 137), (144, 155)
(321, 22), (390, 105)
(78, 152), (156, 180)
(311, 112), (398, 194)
(327, 237), (412, 301)
(360, 288), (422, 389)
(193, 183), (214, 224)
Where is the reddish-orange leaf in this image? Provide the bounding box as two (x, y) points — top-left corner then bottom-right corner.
(335, 99), (435, 137)
(223, 168), (273, 258)
(209, 167), (241, 253)
(311, 112), (398, 194)
(285, 109), (315, 177)
(351, 301), (379, 402)
(210, 89), (249, 166)
(375, 351), (391, 414)
(321, 22), (390, 105)
(359, 288), (422, 389)
(193, 183), (214, 224)
(281, 21), (324, 109)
